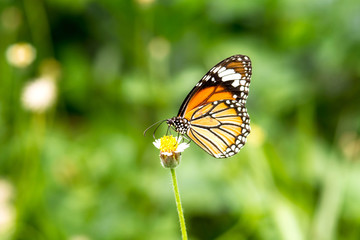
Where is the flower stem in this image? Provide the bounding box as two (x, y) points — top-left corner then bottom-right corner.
(170, 168), (188, 240)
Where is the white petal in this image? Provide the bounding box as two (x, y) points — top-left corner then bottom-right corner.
(175, 136), (183, 143)
(153, 139), (161, 149)
(161, 151), (173, 156)
(176, 142), (190, 152)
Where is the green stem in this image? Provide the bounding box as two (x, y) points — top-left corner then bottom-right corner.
(170, 168), (188, 240)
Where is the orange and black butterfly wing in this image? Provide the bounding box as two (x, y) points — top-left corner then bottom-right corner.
(178, 54), (251, 117)
(186, 100), (250, 158)
(179, 54), (252, 158)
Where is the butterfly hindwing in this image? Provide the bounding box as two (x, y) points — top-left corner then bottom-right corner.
(186, 100), (250, 158)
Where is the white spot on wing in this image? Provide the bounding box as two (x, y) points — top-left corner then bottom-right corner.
(218, 69), (235, 77)
(204, 75), (211, 81)
(222, 73), (241, 81)
(218, 67), (226, 73)
(232, 80), (240, 87)
(212, 66), (221, 73)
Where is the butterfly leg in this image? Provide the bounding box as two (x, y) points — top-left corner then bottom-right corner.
(182, 134), (191, 144)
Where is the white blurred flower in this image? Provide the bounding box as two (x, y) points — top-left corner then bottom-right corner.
(0, 205), (15, 238)
(0, 180), (15, 238)
(21, 77), (57, 113)
(6, 42), (36, 68)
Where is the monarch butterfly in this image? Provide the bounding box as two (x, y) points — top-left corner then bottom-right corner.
(148, 54), (252, 158)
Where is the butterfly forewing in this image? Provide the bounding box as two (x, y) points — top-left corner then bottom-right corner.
(172, 54), (252, 158)
(178, 55), (252, 117)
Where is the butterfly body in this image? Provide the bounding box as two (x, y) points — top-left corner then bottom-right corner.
(167, 117), (189, 135)
(167, 54), (252, 158)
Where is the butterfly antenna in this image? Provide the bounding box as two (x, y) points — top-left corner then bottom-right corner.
(152, 119), (168, 139)
(143, 119), (167, 137)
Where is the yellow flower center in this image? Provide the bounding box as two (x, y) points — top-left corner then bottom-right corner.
(160, 135), (178, 153)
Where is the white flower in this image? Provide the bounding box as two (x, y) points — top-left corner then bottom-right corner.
(153, 135), (190, 168)
(153, 136), (189, 154)
(21, 77), (57, 113)
(0, 204), (15, 238)
(5, 42), (36, 68)
(0, 179), (15, 238)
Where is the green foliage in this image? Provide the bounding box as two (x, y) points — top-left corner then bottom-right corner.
(1, 0), (360, 239)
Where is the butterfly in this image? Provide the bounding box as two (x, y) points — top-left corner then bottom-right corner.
(164, 55), (252, 158)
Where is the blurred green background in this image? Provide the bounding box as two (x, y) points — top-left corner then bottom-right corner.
(1, 0), (360, 239)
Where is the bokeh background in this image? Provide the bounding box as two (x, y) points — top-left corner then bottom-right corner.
(1, 0), (360, 239)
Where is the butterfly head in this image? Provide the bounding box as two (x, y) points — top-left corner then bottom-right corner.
(166, 117), (189, 135)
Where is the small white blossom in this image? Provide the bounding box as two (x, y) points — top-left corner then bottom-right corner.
(0, 179), (15, 238)
(6, 42), (36, 68)
(153, 136), (189, 153)
(21, 77), (57, 113)
(153, 136), (190, 168)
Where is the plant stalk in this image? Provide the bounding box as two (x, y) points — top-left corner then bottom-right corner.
(170, 168), (188, 240)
